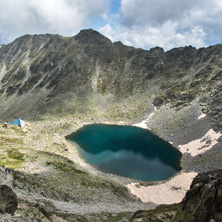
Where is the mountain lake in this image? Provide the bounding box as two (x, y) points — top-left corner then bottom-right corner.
(67, 124), (182, 181)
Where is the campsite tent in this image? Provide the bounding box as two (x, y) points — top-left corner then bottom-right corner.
(11, 118), (25, 127)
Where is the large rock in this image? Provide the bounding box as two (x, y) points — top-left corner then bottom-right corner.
(130, 169), (222, 222)
(0, 185), (18, 215)
(177, 169), (222, 222)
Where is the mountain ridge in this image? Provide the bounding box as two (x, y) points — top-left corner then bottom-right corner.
(0, 29), (221, 130)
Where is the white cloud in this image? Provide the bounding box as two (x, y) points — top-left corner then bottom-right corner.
(0, 0), (221, 50)
(100, 0), (222, 50)
(100, 22), (206, 51)
(0, 0), (109, 43)
(120, 0), (222, 27)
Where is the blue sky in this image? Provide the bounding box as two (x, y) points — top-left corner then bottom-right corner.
(0, 0), (221, 50)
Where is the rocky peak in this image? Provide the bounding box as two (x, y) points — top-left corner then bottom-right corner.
(74, 28), (112, 46)
(166, 45), (197, 63)
(149, 46), (165, 55)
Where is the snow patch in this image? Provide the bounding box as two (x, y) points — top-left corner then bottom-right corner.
(133, 108), (156, 129)
(127, 172), (197, 204)
(198, 113), (207, 120)
(134, 119), (148, 129)
(178, 129), (222, 157)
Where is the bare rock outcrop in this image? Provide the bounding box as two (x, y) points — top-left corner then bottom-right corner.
(130, 169), (222, 222)
(0, 184), (18, 215)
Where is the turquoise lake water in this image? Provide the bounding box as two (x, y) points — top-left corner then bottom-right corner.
(67, 124), (182, 181)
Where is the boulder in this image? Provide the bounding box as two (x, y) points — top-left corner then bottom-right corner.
(177, 170), (222, 222)
(130, 169), (222, 222)
(0, 185), (18, 215)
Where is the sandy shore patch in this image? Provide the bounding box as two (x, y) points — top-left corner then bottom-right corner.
(178, 129), (222, 157)
(127, 172), (197, 204)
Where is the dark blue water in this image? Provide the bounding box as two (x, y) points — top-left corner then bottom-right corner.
(67, 124), (182, 181)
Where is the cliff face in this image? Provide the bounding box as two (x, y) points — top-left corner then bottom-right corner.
(0, 29), (221, 130)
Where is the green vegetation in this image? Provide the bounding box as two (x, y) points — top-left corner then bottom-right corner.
(45, 161), (86, 175)
(130, 203), (182, 222)
(56, 211), (133, 222)
(0, 148), (25, 168)
(0, 125), (27, 169)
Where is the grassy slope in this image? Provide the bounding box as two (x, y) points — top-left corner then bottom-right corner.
(0, 119), (153, 221)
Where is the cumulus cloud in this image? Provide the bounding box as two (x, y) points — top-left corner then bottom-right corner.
(0, 0), (109, 43)
(0, 0), (221, 50)
(120, 0), (222, 28)
(100, 0), (222, 50)
(100, 22), (206, 51)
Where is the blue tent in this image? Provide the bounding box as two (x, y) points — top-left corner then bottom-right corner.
(11, 118), (25, 127)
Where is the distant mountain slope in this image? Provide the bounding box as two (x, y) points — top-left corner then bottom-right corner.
(0, 29), (221, 130)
